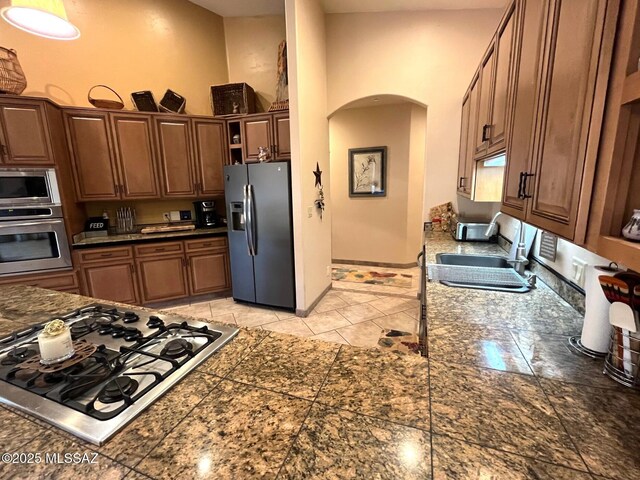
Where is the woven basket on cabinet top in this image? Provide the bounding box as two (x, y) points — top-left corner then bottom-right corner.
(0, 47), (26, 95)
(210, 83), (256, 116)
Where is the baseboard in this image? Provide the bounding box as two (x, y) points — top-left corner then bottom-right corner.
(295, 283), (332, 318)
(332, 259), (417, 269)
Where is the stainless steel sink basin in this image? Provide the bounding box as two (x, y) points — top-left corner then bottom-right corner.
(436, 253), (510, 269)
(433, 253), (531, 293)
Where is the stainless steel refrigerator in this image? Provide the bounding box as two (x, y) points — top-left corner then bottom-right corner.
(224, 162), (296, 310)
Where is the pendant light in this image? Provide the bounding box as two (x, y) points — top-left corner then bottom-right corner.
(1, 0), (80, 40)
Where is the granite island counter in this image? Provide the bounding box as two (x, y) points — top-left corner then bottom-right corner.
(1, 233), (639, 480)
(0, 286), (431, 480)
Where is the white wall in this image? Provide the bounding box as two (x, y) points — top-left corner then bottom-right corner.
(329, 102), (426, 264)
(495, 211), (617, 285)
(286, 0), (332, 312)
(325, 9), (504, 222)
(223, 16), (287, 112)
(0, 0), (229, 114)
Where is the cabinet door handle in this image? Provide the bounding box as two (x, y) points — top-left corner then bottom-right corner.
(517, 172), (525, 199)
(458, 177), (464, 189)
(522, 173), (535, 199)
(130, 264), (134, 274)
(101, 253), (113, 258)
(482, 124), (490, 142)
(0, 144), (8, 160)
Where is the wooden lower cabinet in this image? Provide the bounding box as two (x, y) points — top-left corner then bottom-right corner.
(81, 262), (139, 305)
(74, 237), (230, 305)
(187, 250), (230, 296)
(136, 254), (189, 303)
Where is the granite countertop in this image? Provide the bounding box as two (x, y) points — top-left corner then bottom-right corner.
(0, 286), (431, 479)
(72, 226), (228, 248)
(0, 235), (591, 479)
(424, 231), (583, 336)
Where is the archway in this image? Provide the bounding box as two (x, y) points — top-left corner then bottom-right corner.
(328, 94), (428, 267)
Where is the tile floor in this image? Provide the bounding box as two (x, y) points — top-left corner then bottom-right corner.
(164, 263), (421, 349)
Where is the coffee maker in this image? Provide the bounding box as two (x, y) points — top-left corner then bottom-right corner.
(193, 201), (218, 228)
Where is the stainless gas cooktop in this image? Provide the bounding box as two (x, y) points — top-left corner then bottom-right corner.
(0, 304), (238, 445)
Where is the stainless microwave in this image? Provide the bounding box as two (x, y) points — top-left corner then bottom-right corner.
(0, 168), (60, 206)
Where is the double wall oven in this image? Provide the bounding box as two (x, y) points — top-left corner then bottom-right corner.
(0, 168), (71, 275)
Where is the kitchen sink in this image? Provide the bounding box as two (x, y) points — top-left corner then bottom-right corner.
(432, 253), (531, 293)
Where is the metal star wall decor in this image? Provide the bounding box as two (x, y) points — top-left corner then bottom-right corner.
(313, 162), (322, 187)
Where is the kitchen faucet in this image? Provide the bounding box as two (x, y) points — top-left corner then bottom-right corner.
(485, 211), (529, 276)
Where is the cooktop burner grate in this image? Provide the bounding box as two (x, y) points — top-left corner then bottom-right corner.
(0, 304), (237, 443)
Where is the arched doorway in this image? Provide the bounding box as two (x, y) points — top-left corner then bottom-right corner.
(328, 95), (428, 267)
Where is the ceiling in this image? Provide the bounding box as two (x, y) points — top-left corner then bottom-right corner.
(321, 0), (508, 13)
(189, 0), (506, 17)
(188, 0), (285, 17)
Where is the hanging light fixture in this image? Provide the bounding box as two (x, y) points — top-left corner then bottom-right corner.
(1, 0), (80, 40)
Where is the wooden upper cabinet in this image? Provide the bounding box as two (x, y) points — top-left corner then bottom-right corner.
(64, 110), (119, 201)
(155, 117), (196, 198)
(0, 101), (54, 166)
(110, 113), (160, 199)
(457, 93), (472, 198)
(273, 113), (291, 160)
(502, 0), (545, 220)
(474, 43), (496, 158)
(464, 71), (481, 195)
(487, 2), (516, 155)
(192, 118), (226, 196)
(242, 115), (273, 162)
(525, 0), (610, 239)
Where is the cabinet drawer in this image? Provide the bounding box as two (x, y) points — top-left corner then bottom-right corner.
(78, 246), (133, 263)
(184, 237), (227, 252)
(134, 241), (184, 257)
(30, 272), (78, 290)
(0, 270), (78, 290)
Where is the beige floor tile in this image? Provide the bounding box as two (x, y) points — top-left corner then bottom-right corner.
(303, 310), (351, 335)
(312, 293), (349, 313)
(310, 330), (349, 345)
(262, 318), (314, 337)
(336, 321), (384, 348)
(335, 291), (380, 305)
(171, 303), (212, 320)
(372, 311), (418, 333)
(274, 309), (296, 320)
(208, 313), (236, 325)
(234, 309), (280, 328)
(367, 296), (420, 314)
(337, 303), (385, 324)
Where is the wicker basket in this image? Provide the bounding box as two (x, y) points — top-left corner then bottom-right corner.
(210, 83), (256, 116)
(88, 85), (124, 110)
(0, 47), (26, 95)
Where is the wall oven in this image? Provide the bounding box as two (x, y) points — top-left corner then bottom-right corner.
(0, 168), (71, 275)
(0, 168), (60, 206)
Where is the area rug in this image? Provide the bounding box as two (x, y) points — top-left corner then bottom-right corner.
(377, 329), (422, 355)
(332, 268), (413, 288)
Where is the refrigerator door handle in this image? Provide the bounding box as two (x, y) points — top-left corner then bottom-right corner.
(243, 184), (254, 256)
(247, 183), (257, 256)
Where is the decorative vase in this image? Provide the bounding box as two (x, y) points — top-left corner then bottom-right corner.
(622, 210), (640, 241)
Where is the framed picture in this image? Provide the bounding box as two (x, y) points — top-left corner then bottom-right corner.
(348, 146), (387, 197)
